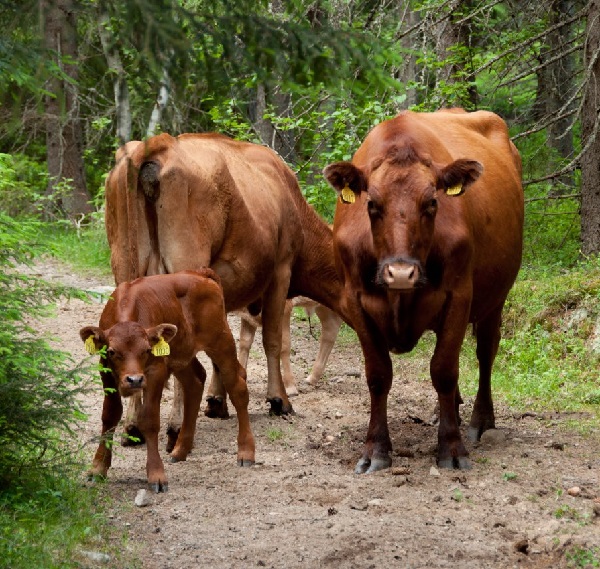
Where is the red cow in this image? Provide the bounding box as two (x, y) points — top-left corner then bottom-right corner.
(105, 133), (348, 445)
(324, 109), (523, 472)
(80, 270), (255, 492)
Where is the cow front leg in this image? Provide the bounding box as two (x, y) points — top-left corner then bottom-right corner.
(355, 346), (394, 474)
(468, 305), (503, 442)
(170, 360), (206, 462)
(261, 267), (293, 415)
(121, 391), (145, 446)
(431, 307), (471, 469)
(166, 374), (182, 452)
(90, 373), (122, 480)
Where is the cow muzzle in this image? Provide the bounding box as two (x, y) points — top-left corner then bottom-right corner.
(379, 259), (422, 290)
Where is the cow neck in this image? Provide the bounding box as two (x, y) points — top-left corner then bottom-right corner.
(388, 290), (418, 353)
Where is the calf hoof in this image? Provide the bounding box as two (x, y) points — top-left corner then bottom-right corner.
(354, 454), (392, 474)
(204, 396), (229, 419)
(268, 397), (294, 416)
(438, 456), (472, 470)
(149, 481), (168, 493)
(165, 426), (180, 453)
(121, 425), (145, 446)
(237, 459), (255, 467)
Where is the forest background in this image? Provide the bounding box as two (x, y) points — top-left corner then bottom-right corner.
(1, 1), (600, 567)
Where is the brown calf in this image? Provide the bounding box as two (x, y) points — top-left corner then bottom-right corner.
(80, 269), (255, 492)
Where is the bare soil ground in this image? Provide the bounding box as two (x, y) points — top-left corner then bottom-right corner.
(31, 259), (599, 569)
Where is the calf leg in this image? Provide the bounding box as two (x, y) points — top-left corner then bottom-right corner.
(121, 391), (145, 446)
(306, 305), (342, 385)
(170, 360), (206, 462)
(89, 372), (123, 479)
(468, 305), (503, 442)
(138, 370), (169, 492)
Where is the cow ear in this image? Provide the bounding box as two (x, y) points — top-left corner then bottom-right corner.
(438, 159), (483, 197)
(79, 326), (106, 355)
(323, 162), (367, 204)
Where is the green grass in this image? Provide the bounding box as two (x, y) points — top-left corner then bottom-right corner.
(0, 471), (137, 569)
(37, 220), (112, 278)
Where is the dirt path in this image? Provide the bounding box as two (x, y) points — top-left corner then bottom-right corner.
(34, 259), (599, 568)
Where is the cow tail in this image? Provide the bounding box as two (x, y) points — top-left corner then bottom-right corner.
(124, 155), (140, 282)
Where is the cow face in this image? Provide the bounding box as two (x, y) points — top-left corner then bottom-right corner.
(80, 322), (177, 397)
(324, 152), (482, 291)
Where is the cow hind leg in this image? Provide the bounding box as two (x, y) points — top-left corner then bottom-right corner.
(121, 391), (145, 446)
(204, 363), (230, 419)
(306, 305), (342, 385)
(169, 360), (206, 462)
(468, 306), (503, 442)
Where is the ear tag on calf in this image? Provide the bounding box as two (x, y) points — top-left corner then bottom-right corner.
(151, 336), (170, 357)
(85, 335), (98, 355)
(341, 184), (356, 204)
(446, 183), (464, 196)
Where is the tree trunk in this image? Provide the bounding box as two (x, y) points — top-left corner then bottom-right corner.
(580, 0), (600, 255)
(98, 12), (131, 145)
(433, 0), (477, 108)
(42, 0), (92, 219)
(536, 0), (576, 192)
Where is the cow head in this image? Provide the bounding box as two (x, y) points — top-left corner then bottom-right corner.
(80, 322), (177, 397)
(324, 147), (482, 291)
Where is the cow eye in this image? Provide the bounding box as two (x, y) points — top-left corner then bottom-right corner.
(424, 198), (438, 216)
(107, 347), (117, 359)
(367, 199), (381, 219)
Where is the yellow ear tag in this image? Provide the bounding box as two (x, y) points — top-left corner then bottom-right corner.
(341, 184), (356, 204)
(85, 335), (98, 355)
(446, 183), (463, 196)
(151, 336), (170, 357)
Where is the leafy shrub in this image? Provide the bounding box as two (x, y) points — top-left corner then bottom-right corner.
(0, 153), (48, 217)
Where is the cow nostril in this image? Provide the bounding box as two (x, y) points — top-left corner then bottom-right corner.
(126, 375), (143, 387)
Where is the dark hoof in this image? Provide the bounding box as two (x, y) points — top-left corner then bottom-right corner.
(87, 472), (106, 483)
(237, 459), (255, 467)
(204, 396), (229, 419)
(165, 427), (180, 453)
(169, 455), (185, 464)
(149, 481), (168, 493)
(354, 454), (392, 474)
(268, 397), (294, 416)
(121, 426), (145, 446)
(438, 456), (472, 470)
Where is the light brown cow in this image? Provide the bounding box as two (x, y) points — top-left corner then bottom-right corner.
(80, 270), (255, 492)
(324, 109), (524, 472)
(105, 133), (348, 445)
(237, 297), (343, 394)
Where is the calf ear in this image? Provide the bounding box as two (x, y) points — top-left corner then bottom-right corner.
(147, 324), (178, 345)
(79, 326), (106, 355)
(323, 162), (367, 204)
(438, 159), (483, 196)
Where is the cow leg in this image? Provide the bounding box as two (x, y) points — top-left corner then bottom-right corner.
(121, 391), (145, 446)
(468, 305), (503, 442)
(138, 371), (169, 492)
(352, 317), (394, 474)
(281, 300), (298, 397)
(261, 267), (293, 415)
(306, 305), (342, 385)
(166, 375), (183, 453)
(431, 302), (471, 470)
(238, 313), (258, 370)
(204, 363), (230, 419)
(170, 360), (206, 462)
(89, 372), (123, 480)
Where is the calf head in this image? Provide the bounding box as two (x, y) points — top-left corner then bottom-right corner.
(325, 147), (482, 291)
(80, 322), (177, 397)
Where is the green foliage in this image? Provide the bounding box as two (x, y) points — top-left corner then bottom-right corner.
(566, 546), (600, 568)
(0, 153), (48, 217)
